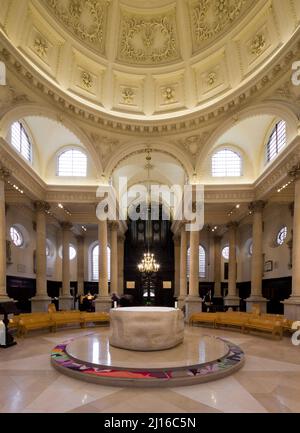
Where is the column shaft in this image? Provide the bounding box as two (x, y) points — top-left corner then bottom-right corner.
(35, 207), (47, 296)
(228, 224), (237, 297)
(98, 220), (108, 297)
(292, 177), (300, 296)
(110, 223), (118, 295)
(77, 236), (84, 296)
(118, 235), (125, 295)
(174, 236), (180, 297)
(0, 173), (9, 300)
(62, 224), (71, 296)
(214, 236), (222, 297)
(179, 227), (187, 298)
(189, 229), (199, 297)
(251, 208), (264, 296)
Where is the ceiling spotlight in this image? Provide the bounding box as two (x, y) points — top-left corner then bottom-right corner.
(236, 204), (240, 208)
(58, 203), (63, 209)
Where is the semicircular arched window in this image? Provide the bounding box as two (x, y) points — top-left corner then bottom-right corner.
(212, 149), (241, 177)
(276, 226), (287, 246)
(10, 121), (32, 162)
(57, 148), (87, 177)
(10, 226), (24, 247)
(222, 246), (229, 260)
(187, 245), (206, 278)
(266, 120), (286, 163)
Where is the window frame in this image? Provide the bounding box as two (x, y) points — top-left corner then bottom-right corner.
(222, 245), (229, 260)
(265, 120), (286, 164)
(9, 225), (24, 248)
(276, 226), (287, 246)
(56, 147), (88, 177)
(187, 244), (206, 279)
(211, 148), (242, 177)
(10, 121), (33, 163)
(91, 243), (111, 282)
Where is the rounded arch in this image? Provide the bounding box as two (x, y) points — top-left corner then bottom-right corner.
(195, 102), (299, 173)
(56, 145), (88, 177)
(0, 103), (103, 174)
(88, 240), (111, 282)
(104, 141), (194, 181)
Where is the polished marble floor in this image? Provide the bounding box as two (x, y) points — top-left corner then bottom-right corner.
(66, 333), (229, 369)
(1, 325), (300, 413)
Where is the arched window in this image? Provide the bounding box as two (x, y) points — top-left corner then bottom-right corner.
(266, 120), (286, 163)
(57, 148), (87, 177)
(187, 245), (206, 278)
(10, 121), (32, 162)
(249, 242), (253, 256)
(276, 226), (287, 246)
(91, 244), (111, 282)
(10, 226), (24, 247)
(212, 149), (241, 177)
(222, 246), (229, 260)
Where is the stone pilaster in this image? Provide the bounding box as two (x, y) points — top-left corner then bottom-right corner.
(76, 235), (85, 297)
(59, 221), (73, 310)
(118, 234), (125, 295)
(185, 227), (202, 320)
(95, 219), (111, 312)
(110, 222), (118, 295)
(178, 224), (187, 309)
(224, 221), (240, 307)
(246, 201), (267, 313)
(0, 167), (11, 302)
(284, 164), (300, 320)
(214, 235), (222, 298)
(173, 234), (180, 298)
(31, 201), (51, 312)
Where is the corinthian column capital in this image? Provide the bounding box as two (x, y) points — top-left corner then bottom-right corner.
(226, 221), (239, 230)
(60, 221), (73, 230)
(35, 200), (50, 212)
(288, 163), (300, 179)
(248, 200), (266, 213)
(0, 166), (11, 181)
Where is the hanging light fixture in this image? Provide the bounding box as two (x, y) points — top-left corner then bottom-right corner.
(137, 148), (160, 274)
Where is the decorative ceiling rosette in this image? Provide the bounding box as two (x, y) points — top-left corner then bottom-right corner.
(118, 9), (180, 65)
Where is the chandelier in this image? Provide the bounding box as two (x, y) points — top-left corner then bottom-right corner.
(138, 252), (160, 273)
(137, 148), (160, 274)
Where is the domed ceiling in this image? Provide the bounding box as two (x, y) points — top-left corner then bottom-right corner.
(0, 0), (299, 120)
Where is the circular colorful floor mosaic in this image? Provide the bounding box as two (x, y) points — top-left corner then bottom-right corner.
(51, 333), (245, 387)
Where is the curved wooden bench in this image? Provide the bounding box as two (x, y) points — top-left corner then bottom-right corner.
(15, 310), (110, 336)
(189, 311), (286, 339)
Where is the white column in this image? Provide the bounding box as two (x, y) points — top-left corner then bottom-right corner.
(214, 235), (222, 298)
(110, 222), (118, 295)
(0, 167), (10, 301)
(31, 201), (51, 312)
(246, 201), (267, 313)
(118, 234), (125, 295)
(59, 221), (73, 310)
(173, 235), (180, 298)
(284, 165), (300, 320)
(76, 235), (84, 297)
(224, 222), (240, 307)
(178, 224), (187, 309)
(95, 219), (111, 312)
(185, 225), (202, 320)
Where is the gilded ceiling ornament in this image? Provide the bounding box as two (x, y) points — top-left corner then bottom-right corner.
(81, 71), (93, 89)
(190, 0), (254, 50)
(122, 87), (135, 104)
(44, 0), (108, 53)
(250, 33), (266, 55)
(118, 12), (179, 65)
(34, 36), (48, 58)
(162, 86), (175, 103)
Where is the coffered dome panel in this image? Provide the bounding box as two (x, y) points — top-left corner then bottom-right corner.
(0, 0), (298, 121)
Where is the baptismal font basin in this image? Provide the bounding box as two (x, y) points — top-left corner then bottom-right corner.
(109, 306), (184, 351)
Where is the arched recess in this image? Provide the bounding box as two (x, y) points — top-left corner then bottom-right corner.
(195, 102), (299, 173)
(0, 104), (103, 174)
(104, 141), (194, 182)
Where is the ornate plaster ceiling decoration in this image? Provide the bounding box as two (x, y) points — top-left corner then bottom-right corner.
(189, 0), (256, 52)
(43, 0), (109, 54)
(0, 0), (299, 124)
(117, 8), (180, 65)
